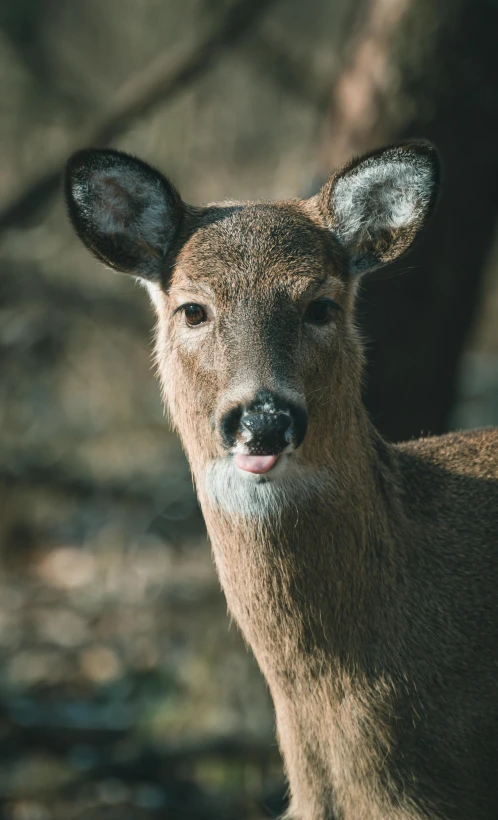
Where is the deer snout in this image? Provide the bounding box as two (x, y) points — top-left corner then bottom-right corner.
(219, 390), (308, 474)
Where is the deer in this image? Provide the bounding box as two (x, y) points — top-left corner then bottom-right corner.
(64, 140), (498, 820)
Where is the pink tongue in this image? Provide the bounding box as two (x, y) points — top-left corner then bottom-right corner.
(234, 454), (279, 474)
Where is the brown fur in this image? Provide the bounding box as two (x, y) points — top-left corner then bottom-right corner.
(65, 143), (498, 820)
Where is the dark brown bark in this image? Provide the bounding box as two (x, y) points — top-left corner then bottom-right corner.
(323, 0), (498, 441)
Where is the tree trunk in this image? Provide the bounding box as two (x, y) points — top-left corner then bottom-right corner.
(322, 0), (498, 441)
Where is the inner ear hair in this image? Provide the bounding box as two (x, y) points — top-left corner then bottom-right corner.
(321, 141), (440, 275)
(65, 148), (183, 280)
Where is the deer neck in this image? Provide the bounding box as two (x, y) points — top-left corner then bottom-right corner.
(194, 403), (403, 688)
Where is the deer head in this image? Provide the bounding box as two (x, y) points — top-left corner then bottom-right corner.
(65, 143), (439, 514)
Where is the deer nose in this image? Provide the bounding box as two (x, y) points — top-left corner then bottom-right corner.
(240, 411), (293, 454)
(218, 389), (308, 453)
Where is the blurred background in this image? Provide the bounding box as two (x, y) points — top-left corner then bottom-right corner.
(0, 0), (497, 817)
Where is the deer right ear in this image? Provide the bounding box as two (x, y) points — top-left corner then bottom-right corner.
(65, 149), (183, 280)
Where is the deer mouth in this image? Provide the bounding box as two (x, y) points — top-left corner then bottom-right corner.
(234, 454), (280, 474)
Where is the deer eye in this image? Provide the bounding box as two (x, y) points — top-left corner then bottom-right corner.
(182, 303), (207, 327)
(304, 298), (341, 325)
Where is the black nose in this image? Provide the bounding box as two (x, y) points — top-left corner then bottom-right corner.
(240, 411), (292, 455)
(219, 389), (308, 454)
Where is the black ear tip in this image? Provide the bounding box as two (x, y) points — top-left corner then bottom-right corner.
(411, 138), (439, 157)
(398, 139), (441, 175)
(65, 149), (101, 201)
(65, 148), (181, 202)
(66, 147), (100, 176)
(65, 148), (117, 181)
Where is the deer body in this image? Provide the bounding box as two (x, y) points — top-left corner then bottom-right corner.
(201, 426), (498, 820)
(65, 142), (498, 819)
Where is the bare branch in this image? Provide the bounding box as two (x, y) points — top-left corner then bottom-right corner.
(0, 0), (280, 232)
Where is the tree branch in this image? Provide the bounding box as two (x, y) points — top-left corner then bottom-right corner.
(0, 0), (280, 232)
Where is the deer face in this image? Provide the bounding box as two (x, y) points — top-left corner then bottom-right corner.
(156, 203), (348, 475)
(65, 143), (439, 508)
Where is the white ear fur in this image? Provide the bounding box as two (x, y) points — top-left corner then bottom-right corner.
(326, 143), (439, 275)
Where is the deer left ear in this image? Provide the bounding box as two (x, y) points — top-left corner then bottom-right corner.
(320, 141), (440, 275)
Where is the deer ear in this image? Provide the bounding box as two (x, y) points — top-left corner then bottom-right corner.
(320, 142), (440, 275)
(65, 149), (183, 280)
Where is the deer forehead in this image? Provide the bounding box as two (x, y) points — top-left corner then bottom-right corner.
(169, 202), (346, 302)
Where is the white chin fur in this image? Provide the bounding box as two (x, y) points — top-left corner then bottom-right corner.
(202, 455), (334, 517)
